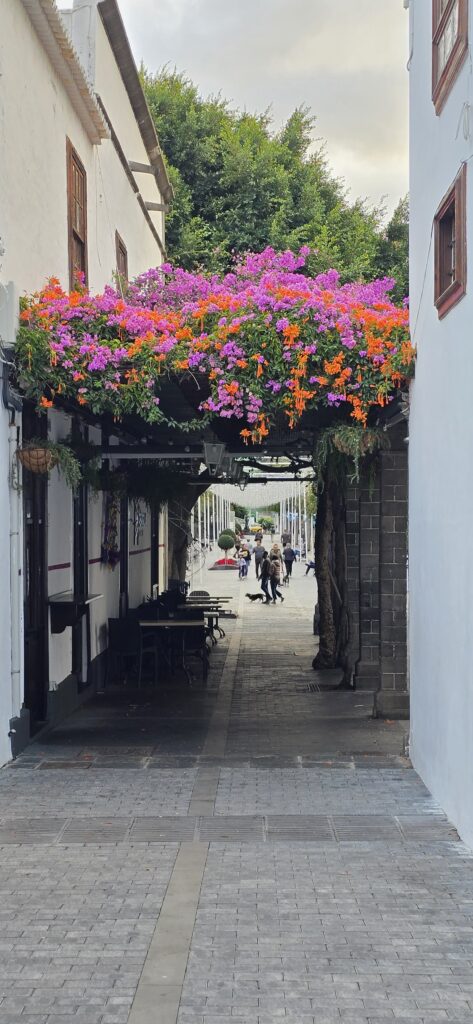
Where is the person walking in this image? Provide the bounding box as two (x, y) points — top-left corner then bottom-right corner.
(238, 553), (248, 579)
(260, 552), (272, 602)
(241, 545), (251, 575)
(269, 552), (284, 603)
(254, 540), (266, 579)
(283, 542), (296, 578)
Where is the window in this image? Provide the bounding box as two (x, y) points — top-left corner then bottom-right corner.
(115, 231), (128, 282)
(434, 164), (467, 318)
(67, 139), (87, 289)
(432, 0), (468, 114)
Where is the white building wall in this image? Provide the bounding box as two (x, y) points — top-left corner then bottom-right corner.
(128, 503), (152, 609)
(0, 409), (12, 766)
(0, 0), (163, 297)
(408, 0), (473, 845)
(0, 0), (167, 758)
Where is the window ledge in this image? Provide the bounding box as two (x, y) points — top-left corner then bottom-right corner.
(435, 279), (466, 318)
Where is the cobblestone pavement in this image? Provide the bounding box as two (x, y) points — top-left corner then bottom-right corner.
(0, 562), (472, 1024)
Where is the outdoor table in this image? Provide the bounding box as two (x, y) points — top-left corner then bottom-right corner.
(177, 604), (225, 641)
(139, 619), (207, 685)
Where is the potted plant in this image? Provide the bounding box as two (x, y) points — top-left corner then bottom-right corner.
(17, 439), (82, 490)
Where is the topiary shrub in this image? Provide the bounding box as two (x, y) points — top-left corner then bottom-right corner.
(217, 531), (235, 563)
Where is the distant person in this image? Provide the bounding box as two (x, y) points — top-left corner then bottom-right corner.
(260, 552), (272, 602)
(254, 540), (266, 579)
(254, 529), (263, 542)
(241, 545), (251, 574)
(281, 531), (291, 546)
(283, 543), (296, 578)
(269, 553), (284, 603)
(238, 553), (248, 579)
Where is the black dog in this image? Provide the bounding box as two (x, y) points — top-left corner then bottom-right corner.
(246, 592), (264, 602)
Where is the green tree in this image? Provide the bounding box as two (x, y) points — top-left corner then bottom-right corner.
(142, 69), (407, 287)
(373, 196), (409, 302)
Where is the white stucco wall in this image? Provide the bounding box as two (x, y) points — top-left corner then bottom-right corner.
(128, 502), (152, 609)
(0, 0), (164, 295)
(408, 0), (473, 845)
(0, 410), (12, 765)
(0, 0), (166, 749)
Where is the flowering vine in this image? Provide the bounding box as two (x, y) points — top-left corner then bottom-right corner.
(15, 248), (414, 443)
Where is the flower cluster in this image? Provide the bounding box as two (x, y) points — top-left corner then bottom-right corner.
(15, 248), (414, 442)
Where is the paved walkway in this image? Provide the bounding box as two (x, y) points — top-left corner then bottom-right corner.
(0, 564), (472, 1024)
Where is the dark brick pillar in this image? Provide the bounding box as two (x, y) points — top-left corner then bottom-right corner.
(374, 436), (409, 719)
(355, 466), (381, 690)
(345, 482), (360, 681)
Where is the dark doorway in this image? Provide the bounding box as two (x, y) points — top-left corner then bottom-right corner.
(150, 506), (158, 595)
(119, 496), (129, 617)
(22, 407), (48, 728)
(72, 422), (89, 685)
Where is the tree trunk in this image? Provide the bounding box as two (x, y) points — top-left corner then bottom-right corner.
(167, 483), (209, 582)
(313, 458), (353, 685)
(313, 472), (337, 668)
(332, 483), (353, 688)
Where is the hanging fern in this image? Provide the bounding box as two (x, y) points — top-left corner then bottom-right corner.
(313, 424), (389, 487)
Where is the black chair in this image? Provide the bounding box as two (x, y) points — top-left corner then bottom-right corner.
(106, 617), (159, 687)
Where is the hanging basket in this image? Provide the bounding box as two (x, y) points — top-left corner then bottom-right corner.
(17, 447), (58, 474)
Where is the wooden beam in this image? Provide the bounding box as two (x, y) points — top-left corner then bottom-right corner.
(129, 160), (154, 174)
(145, 201), (168, 212)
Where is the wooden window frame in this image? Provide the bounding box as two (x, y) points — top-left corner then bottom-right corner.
(434, 163), (467, 318)
(432, 0), (468, 114)
(66, 138), (88, 290)
(115, 230), (128, 282)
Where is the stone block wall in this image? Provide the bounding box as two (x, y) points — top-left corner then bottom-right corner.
(345, 422), (409, 718)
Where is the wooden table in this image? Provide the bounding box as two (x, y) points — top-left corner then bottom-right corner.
(177, 605), (225, 641)
(139, 619), (207, 684)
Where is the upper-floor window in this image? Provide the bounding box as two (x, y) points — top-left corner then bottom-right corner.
(67, 139), (87, 289)
(115, 231), (128, 283)
(434, 163), (467, 318)
(432, 0), (468, 114)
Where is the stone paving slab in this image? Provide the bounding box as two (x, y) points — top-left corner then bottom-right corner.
(0, 565), (471, 1024)
(177, 842), (473, 1024)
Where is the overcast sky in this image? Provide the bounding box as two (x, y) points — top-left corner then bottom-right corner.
(66, 0), (410, 216)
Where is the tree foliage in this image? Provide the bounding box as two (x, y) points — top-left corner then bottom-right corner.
(142, 69), (408, 290)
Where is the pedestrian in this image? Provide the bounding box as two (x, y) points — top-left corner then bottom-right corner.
(242, 545), (251, 571)
(238, 553), (248, 579)
(269, 553), (284, 603)
(254, 540), (266, 579)
(305, 559), (316, 576)
(283, 542), (296, 578)
(260, 552), (272, 602)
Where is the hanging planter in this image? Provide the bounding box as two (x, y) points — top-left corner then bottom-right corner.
(16, 440), (82, 490)
(17, 446), (57, 474)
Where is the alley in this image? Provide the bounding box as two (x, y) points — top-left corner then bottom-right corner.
(0, 564), (471, 1024)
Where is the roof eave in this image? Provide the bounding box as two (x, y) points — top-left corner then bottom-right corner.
(20, 0), (109, 145)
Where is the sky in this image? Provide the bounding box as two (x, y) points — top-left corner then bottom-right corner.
(63, 0), (410, 217)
